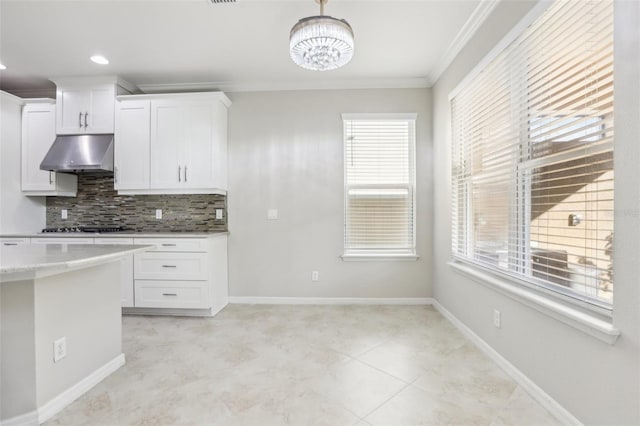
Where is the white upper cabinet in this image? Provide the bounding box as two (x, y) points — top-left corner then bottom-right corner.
(150, 99), (184, 189)
(114, 100), (150, 190)
(52, 77), (133, 135)
(21, 101), (77, 196)
(114, 92), (230, 195)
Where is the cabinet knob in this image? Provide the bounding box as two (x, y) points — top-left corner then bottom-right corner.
(184, 166), (188, 182)
(84, 112), (88, 129)
(78, 112), (83, 128)
(178, 166), (181, 182)
(162, 293), (178, 296)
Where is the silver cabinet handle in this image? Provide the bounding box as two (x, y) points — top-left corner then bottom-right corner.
(84, 112), (88, 129)
(114, 167), (118, 184)
(178, 166), (181, 182)
(49, 171), (53, 184)
(79, 112), (83, 128)
(3, 243), (18, 246)
(161, 265), (177, 268)
(184, 166), (187, 182)
(161, 243), (176, 246)
(162, 293), (177, 296)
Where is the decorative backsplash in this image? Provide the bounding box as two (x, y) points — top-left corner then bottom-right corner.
(46, 175), (227, 232)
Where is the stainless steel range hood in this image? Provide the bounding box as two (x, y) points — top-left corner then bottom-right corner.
(40, 134), (114, 174)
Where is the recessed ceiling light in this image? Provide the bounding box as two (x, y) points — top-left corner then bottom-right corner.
(90, 55), (109, 65)
(0, 63), (6, 70)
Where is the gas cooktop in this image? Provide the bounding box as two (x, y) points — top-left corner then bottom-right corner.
(41, 226), (129, 233)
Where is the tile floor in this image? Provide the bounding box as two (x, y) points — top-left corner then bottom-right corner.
(46, 305), (561, 426)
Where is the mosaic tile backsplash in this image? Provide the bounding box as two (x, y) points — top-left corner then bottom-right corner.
(46, 175), (227, 232)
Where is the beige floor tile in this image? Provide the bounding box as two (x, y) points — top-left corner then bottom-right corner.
(44, 305), (562, 426)
(490, 386), (562, 426)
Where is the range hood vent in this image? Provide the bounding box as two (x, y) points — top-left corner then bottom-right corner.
(40, 134), (114, 174)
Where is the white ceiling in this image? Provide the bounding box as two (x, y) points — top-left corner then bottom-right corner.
(0, 0), (492, 95)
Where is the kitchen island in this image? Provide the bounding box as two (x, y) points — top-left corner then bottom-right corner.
(0, 244), (150, 425)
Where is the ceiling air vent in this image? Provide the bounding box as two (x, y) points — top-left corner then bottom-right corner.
(208, 0), (236, 3)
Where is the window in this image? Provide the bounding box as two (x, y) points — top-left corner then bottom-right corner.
(451, 0), (614, 309)
(342, 114), (417, 258)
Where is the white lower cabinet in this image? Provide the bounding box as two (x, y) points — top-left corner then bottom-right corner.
(94, 237), (135, 308)
(0, 238), (31, 246)
(134, 281), (210, 309)
(133, 236), (228, 314)
(4, 234), (228, 316)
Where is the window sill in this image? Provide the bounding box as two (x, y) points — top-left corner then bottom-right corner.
(448, 260), (620, 345)
(341, 253), (420, 262)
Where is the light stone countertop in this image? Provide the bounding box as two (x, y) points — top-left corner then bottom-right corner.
(0, 244), (152, 275)
(1, 231), (228, 239)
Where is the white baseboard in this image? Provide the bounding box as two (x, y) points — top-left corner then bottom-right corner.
(37, 353), (126, 424)
(431, 300), (582, 426)
(0, 410), (38, 426)
(228, 296), (434, 305)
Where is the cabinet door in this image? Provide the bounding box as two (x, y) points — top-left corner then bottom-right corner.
(21, 103), (57, 191)
(87, 85), (116, 133)
(182, 102), (215, 189)
(115, 100), (150, 190)
(150, 100), (183, 189)
(57, 88), (90, 134)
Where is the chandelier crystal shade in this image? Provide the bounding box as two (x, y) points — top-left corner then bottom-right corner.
(289, 0), (354, 71)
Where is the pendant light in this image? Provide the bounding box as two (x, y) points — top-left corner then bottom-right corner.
(289, 0), (354, 71)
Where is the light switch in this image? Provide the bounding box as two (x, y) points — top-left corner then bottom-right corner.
(215, 209), (224, 220)
(155, 209), (162, 219)
(267, 209), (278, 220)
(61, 209), (68, 219)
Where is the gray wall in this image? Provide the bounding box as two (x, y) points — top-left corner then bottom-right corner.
(0, 91), (46, 233)
(227, 89), (432, 299)
(431, 1), (639, 424)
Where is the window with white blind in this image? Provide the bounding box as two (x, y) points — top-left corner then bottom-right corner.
(343, 114), (417, 258)
(451, 0), (614, 309)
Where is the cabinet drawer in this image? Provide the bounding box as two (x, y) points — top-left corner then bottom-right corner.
(94, 237), (135, 245)
(31, 237), (94, 244)
(133, 238), (208, 252)
(134, 252), (208, 280)
(135, 280), (210, 309)
(0, 238), (30, 246)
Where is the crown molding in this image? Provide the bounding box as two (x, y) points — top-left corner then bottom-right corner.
(137, 77), (430, 94)
(427, 0), (501, 85)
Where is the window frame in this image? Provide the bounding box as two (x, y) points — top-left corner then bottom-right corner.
(341, 113), (418, 261)
(448, 0), (615, 316)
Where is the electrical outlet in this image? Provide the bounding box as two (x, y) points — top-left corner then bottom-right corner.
(155, 209), (162, 219)
(493, 309), (501, 328)
(61, 209), (68, 219)
(215, 209), (224, 220)
(53, 337), (66, 362)
(311, 270), (319, 281)
(267, 209), (278, 220)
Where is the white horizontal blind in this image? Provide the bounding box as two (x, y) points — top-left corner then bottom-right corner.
(451, 0), (614, 308)
(344, 115), (416, 254)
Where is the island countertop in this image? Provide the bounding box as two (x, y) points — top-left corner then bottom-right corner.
(0, 243), (151, 276)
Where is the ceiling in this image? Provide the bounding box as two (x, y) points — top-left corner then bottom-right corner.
(0, 0), (492, 96)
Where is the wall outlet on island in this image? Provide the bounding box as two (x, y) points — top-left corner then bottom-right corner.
(61, 209), (68, 219)
(215, 209), (224, 220)
(53, 337), (66, 363)
(155, 209), (162, 220)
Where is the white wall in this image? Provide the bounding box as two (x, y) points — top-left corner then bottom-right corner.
(432, 1), (639, 425)
(227, 89), (432, 299)
(0, 91), (46, 233)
